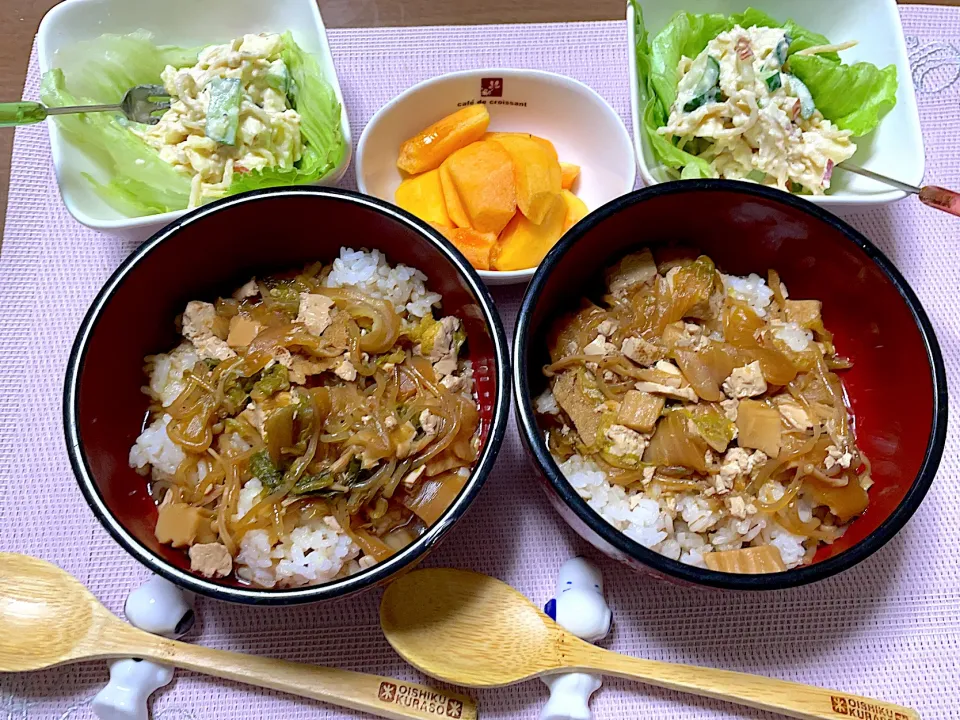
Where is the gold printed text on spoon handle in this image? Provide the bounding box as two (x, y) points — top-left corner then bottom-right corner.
(565, 642), (918, 720)
(118, 631), (477, 720)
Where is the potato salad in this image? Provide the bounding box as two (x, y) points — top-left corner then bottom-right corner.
(136, 33), (303, 208)
(659, 25), (856, 194)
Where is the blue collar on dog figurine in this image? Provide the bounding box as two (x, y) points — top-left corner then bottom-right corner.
(541, 557), (612, 720)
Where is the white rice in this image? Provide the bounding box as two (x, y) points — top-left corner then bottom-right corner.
(234, 478), (264, 520)
(772, 321), (814, 351)
(535, 389), (560, 415)
(235, 522), (360, 588)
(324, 247), (441, 318)
(129, 414), (184, 476)
(762, 524), (808, 567)
(147, 342), (200, 407)
(562, 455), (672, 550)
(559, 454), (807, 569)
(721, 272), (774, 317)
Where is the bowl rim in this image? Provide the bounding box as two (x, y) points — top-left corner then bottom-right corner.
(354, 66), (637, 286)
(513, 178), (948, 590)
(63, 186), (512, 604)
(36, 0), (353, 233)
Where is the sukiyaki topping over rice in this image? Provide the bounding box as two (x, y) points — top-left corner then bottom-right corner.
(129, 248), (481, 588)
(538, 247), (872, 573)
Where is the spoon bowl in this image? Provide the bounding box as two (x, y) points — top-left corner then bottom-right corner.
(0, 553), (100, 671)
(380, 567), (568, 686)
(380, 567), (921, 720)
(0, 553), (477, 720)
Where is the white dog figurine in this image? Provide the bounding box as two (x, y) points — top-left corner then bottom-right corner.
(541, 557), (612, 720)
(92, 575), (194, 720)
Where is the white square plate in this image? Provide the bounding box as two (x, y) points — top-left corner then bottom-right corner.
(37, 0), (352, 238)
(627, 0), (924, 213)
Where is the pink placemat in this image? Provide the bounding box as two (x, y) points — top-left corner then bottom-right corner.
(2, 11), (960, 720)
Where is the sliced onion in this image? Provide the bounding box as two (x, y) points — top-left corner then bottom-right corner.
(674, 349), (723, 401)
(643, 412), (708, 473)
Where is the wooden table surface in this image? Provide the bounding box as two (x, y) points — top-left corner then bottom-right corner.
(1, 0), (956, 234)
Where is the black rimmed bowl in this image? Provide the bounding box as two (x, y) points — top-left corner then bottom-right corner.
(65, 187), (511, 605)
(514, 180), (947, 591)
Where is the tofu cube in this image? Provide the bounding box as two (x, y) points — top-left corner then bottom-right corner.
(189, 542), (233, 578)
(155, 502), (204, 548)
(621, 336), (664, 366)
(736, 399), (782, 457)
(722, 361), (767, 399)
(297, 293), (335, 337)
(617, 390), (665, 432)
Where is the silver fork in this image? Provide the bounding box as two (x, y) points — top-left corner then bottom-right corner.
(840, 163), (960, 218)
(0, 84), (171, 127)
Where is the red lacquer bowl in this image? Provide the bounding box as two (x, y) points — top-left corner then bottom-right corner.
(65, 187), (511, 605)
(514, 180), (947, 590)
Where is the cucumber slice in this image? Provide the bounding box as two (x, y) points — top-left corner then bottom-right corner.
(265, 59), (290, 96)
(683, 87), (721, 113)
(679, 55), (721, 113)
(205, 77), (242, 145)
(785, 74), (816, 119)
(774, 36), (791, 67)
(764, 72), (782, 92)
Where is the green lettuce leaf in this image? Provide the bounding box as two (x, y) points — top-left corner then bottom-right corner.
(49, 31), (200, 104)
(633, 3), (715, 179)
(631, 2), (898, 179)
(40, 31), (345, 216)
(40, 32), (200, 214)
(40, 68), (194, 214)
(226, 32), (345, 194)
(789, 54), (898, 137)
(647, 11), (731, 113)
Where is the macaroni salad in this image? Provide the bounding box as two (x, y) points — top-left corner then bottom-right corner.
(659, 25), (857, 194)
(136, 33), (303, 208)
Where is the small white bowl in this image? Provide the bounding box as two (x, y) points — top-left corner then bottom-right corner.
(627, 0), (924, 213)
(37, 0), (352, 240)
(356, 69), (636, 285)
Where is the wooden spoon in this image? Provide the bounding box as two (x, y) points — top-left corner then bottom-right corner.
(380, 568), (919, 720)
(0, 553), (476, 720)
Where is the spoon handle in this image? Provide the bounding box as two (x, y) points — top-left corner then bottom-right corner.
(113, 626), (476, 720)
(919, 186), (960, 218)
(574, 643), (918, 720)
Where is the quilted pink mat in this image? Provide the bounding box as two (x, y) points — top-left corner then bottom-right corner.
(2, 10), (960, 720)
